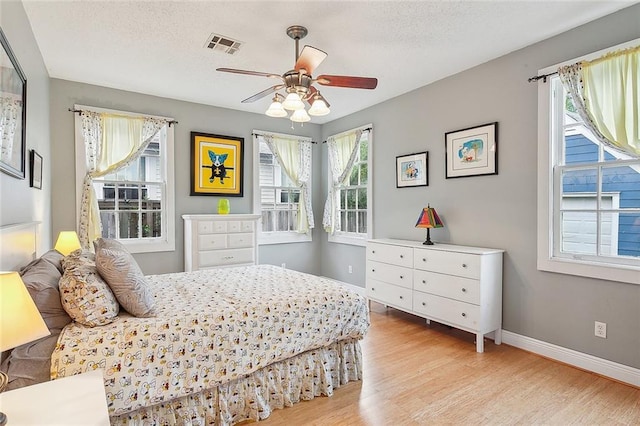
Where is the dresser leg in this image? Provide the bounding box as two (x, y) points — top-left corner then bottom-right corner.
(475, 333), (484, 353)
(494, 328), (502, 345)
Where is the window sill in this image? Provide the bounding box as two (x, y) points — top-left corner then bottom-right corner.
(328, 233), (367, 247)
(259, 232), (312, 245)
(537, 257), (640, 285)
(120, 239), (175, 254)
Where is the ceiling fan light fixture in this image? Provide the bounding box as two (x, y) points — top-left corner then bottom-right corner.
(308, 96), (330, 116)
(265, 95), (288, 117)
(282, 92), (305, 110)
(290, 108), (311, 123)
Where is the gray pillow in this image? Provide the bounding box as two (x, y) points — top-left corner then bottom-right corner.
(59, 250), (120, 326)
(94, 238), (155, 317)
(20, 249), (64, 274)
(20, 254), (71, 332)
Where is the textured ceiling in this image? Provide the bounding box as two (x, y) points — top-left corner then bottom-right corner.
(22, 0), (635, 124)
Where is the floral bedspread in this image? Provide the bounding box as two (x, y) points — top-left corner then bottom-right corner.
(50, 265), (370, 416)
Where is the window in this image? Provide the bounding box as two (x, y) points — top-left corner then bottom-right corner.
(253, 131), (313, 244)
(327, 126), (372, 246)
(537, 41), (640, 284)
(74, 106), (175, 253)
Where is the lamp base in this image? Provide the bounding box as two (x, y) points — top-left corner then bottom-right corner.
(423, 228), (435, 245)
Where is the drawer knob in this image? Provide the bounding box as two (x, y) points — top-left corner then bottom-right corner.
(371, 287), (375, 291)
(462, 288), (467, 293)
(372, 250), (376, 254)
(461, 313), (466, 317)
(400, 275), (404, 279)
(462, 263), (467, 268)
(400, 255), (404, 259)
(422, 280), (426, 284)
(372, 269), (375, 272)
(421, 302), (426, 306)
(422, 258), (427, 262)
(399, 296), (403, 300)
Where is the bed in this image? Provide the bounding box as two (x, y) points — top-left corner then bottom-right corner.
(0, 224), (370, 425)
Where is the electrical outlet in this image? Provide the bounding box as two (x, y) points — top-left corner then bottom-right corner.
(281, 263), (286, 269)
(595, 321), (607, 338)
(348, 265), (353, 274)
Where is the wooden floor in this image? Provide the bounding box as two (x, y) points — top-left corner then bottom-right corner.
(259, 302), (640, 425)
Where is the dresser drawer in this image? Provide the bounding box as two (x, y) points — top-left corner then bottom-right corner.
(366, 260), (413, 289)
(413, 292), (480, 331)
(367, 242), (413, 268)
(228, 233), (253, 248)
(367, 278), (412, 311)
(414, 248), (481, 279)
(199, 248), (255, 267)
(413, 270), (480, 305)
(227, 221), (242, 233)
(198, 234), (227, 250)
(241, 221), (255, 232)
(197, 221), (228, 234)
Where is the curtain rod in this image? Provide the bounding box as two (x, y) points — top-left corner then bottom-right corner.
(251, 132), (317, 144)
(68, 108), (178, 126)
(322, 126), (372, 143)
(527, 71), (558, 83)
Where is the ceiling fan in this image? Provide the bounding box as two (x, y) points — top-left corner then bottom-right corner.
(216, 25), (378, 122)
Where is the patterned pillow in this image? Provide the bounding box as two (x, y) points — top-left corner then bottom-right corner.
(94, 238), (155, 317)
(59, 250), (119, 326)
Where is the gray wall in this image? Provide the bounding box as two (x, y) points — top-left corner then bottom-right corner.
(320, 5), (640, 369)
(49, 80), (323, 275)
(0, 0), (52, 252)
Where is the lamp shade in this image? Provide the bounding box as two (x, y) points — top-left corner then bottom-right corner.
(265, 96), (288, 118)
(0, 272), (50, 352)
(308, 97), (330, 116)
(282, 92), (305, 111)
(415, 206), (444, 229)
(54, 231), (81, 255)
(290, 108), (311, 123)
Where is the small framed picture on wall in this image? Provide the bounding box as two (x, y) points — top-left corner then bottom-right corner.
(396, 152), (428, 188)
(30, 149), (42, 189)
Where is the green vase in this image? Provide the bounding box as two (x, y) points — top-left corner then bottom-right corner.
(218, 199), (230, 214)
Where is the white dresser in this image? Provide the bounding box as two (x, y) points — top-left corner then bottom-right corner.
(183, 214), (260, 271)
(366, 238), (503, 352)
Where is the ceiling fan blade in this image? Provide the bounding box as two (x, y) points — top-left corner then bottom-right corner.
(241, 85), (284, 103)
(294, 46), (327, 74)
(217, 68), (284, 81)
(316, 75), (378, 89)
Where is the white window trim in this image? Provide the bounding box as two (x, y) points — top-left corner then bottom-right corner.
(536, 39), (640, 285)
(252, 130), (312, 245)
(74, 104), (175, 253)
(328, 124), (373, 247)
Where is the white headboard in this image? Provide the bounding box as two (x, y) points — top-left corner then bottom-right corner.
(0, 222), (40, 271)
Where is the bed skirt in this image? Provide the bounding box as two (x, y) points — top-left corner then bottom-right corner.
(111, 339), (362, 425)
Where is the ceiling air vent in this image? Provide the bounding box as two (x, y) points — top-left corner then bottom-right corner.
(205, 33), (242, 55)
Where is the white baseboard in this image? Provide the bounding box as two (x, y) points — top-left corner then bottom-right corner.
(322, 276), (366, 297)
(502, 330), (640, 388)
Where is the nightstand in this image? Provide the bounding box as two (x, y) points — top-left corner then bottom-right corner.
(0, 370), (109, 425)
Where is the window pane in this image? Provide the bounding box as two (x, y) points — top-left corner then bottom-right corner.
(276, 210), (289, 232)
(616, 213), (640, 258)
(359, 139), (368, 161)
(349, 165), (358, 185)
(561, 168), (597, 197)
(100, 212), (116, 238)
(339, 211), (346, 232)
(347, 212), (356, 233)
(561, 211), (597, 255)
(603, 165), (640, 200)
(357, 188), (367, 209)
(357, 211), (367, 234)
(262, 211), (274, 232)
(360, 163), (368, 184)
(346, 189), (356, 209)
(141, 211), (162, 237)
(340, 190), (346, 209)
(119, 212), (139, 239)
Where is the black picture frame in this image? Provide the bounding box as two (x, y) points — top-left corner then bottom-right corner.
(0, 28), (27, 179)
(396, 151), (428, 188)
(190, 132), (244, 196)
(29, 149), (42, 189)
(445, 122), (498, 179)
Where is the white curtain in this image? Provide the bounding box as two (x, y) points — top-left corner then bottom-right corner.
(262, 134), (314, 233)
(558, 45), (640, 157)
(78, 112), (167, 248)
(322, 129), (364, 234)
(0, 96), (21, 162)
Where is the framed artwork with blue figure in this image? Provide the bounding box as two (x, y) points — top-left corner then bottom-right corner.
(445, 122), (498, 178)
(396, 151), (428, 188)
(191, 132), (244, 196)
